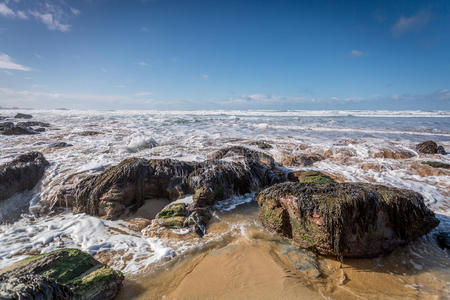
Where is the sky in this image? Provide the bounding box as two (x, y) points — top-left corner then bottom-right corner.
(0, 0), (449, 110)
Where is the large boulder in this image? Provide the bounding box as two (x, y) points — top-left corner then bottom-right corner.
(0, 248), (123, 300)
(416, 140), (446, 154)
(0, 152), (49, 201)
(257, 182), (439, 259)
(57, 147), (283, 220)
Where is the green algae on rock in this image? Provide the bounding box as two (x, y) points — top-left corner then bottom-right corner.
(287, 170), (336, 184)
(0, 248), (123, 300)
(257, 182), (439, 260)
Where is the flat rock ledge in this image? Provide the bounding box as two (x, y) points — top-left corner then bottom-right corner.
(257, 182), (439, 259)
(0, 248), (123, 300)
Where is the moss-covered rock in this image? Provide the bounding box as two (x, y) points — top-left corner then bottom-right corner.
(288, 170), (335, 184)
(0, 248), (123, 300)
(158, 216), (186, 228)
(257, 182), (439, 260)
(156, 203), (187, 219)
(416, 140), (446, 154)
(58, 146), (282, 220)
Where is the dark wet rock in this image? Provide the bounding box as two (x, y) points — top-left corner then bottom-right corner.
(77, 130), (102, 136)
(421, 161), (450, 169)
(0, 123), (36, 135)
(16, 121), (50, 127)
(156, 203), (211, 236)
(436, 146), (447, 155)
(281, 153), (324, 167)
(416, 141), (446, 154)
(49, 142), (73, 148)
(251, 140), (273, 149)
(35, 127), (46, 132)
(0, 116), (6, 120)
(14, 113), (33, 119)
(435, 232), (450, 249)
(57, 146), (282, 222)
(257, 182), (439, 259)
(0, 248), (123, 300)
(0, 152), (49, 201)
(287, 170), (335, 184)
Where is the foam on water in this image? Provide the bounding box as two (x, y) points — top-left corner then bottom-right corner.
(0, 109), (449, 274)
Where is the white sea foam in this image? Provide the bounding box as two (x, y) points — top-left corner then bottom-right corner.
(0, 109), (449, 273)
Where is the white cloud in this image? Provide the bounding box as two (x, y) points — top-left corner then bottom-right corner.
(202, 74), (209, 80)
(137, 61), (149, 66)
(350, 49), (366, 57)
(392, 10), (430, 37)
(29, 10), (71, 32)
(0, 3), (15, 17)
(70, 8), (80, 16)
(16, 10), (27, 19)
(0, 53), (31, 71)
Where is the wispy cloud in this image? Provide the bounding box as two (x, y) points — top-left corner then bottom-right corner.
(0, 1), (80, 32)
(0, 3), (15, 17)
(350, 49), (367, 57)
(202, 74), (209, 80)
(134, 91), (152, 97)
(0, 53), (31, 71)
(392, 10), (430, 37)
(29, 10), (71, 32)
(137, 61), (149, 66)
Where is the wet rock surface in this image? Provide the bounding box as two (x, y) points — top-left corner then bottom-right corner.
(0, 152), (49, 201)
(57, 146), (283, 221)
(14, 113), (33, 119)
(49, 142), (73, 148)
(421, 161), (450, 169)
(0, 122), (36, 135)
(435, 232), (450, 250)
(0, 248), (123, 300)
(416, 140), (447, 154)
(257, 182), (439, 259)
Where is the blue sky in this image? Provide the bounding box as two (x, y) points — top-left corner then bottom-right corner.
(0, 0), (449, 110)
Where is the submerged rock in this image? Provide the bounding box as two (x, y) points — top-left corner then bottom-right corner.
(57, 146), (282, 221)
(257, 182), (439, 259)
(281, 153), (323, 167)
(374, 149), (415, 159)
(251, 140), (273, 149)
(16, 121), (50, 128)
(49, 142), (73, 148)
(14, 113), (33, 119)
(421, 161), (450, 169)
(416, 141), (446, 154)
(0, 248), (123, 300)
(0, 152), (49, 201)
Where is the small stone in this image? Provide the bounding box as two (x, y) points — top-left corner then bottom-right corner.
(14, 113), (33, 119)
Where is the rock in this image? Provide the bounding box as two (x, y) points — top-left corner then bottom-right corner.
(0, 248), (123, 300)
(0, 274), (73, 299)
(49, 142), (73, 148)
(257, 182), (439, 259)
(435, 232), (450, 249)
(251, 141), (273, 149)
(437, 146), (447, 155)
(281, 153), (323, 167)
(35, 127), (46, 132)
(77, 130), (101, 136)
(421, 161), (450, 169)
(287, 170), (335, 184)
(16, 121), (50, 127)
(0, 123), (36, 135)
(416, 141), (446, 154)
(0, 152), (49, 201)
(374, 149), (415, 159)
(14, 113), (33, 119)
(57, 146), (282, 221)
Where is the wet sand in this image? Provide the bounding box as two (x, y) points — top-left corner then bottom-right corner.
(116, 203), (450, 300)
